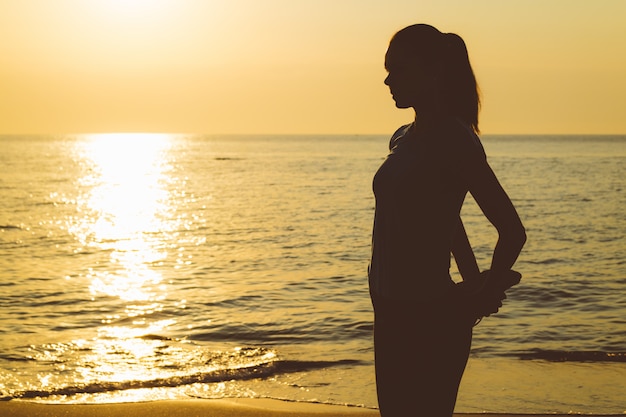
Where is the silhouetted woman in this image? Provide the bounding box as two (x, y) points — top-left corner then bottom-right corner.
(368, 24), (526, 416)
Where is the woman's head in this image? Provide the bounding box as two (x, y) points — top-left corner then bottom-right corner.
(384, 24), (481, 133)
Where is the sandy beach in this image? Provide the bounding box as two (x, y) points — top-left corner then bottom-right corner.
(1, 399), (376, 417)
(1, 399), (623, 417)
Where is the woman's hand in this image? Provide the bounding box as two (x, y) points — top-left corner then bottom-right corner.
(451, 270), (522, 323)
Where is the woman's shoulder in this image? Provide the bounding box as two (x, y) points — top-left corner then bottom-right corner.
(432, 117), (485, 158)
(389, 123), (413, 150)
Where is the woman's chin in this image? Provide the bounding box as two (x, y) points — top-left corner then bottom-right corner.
(393, 101), (412, 109)
(391, 95), (412, 109)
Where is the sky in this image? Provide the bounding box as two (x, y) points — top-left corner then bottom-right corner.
(1, 0), (625, 135)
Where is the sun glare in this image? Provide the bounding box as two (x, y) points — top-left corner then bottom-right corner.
(88, 0), (174, 22)
(71, 134), (175, 305)
(62, 134), (186, 402)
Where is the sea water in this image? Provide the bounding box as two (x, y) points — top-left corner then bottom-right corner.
(0, 134), (624, 413)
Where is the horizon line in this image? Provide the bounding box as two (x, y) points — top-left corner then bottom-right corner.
(2, 132), (626, 137)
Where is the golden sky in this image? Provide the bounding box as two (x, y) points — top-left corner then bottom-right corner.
(1, 0), (625, 134)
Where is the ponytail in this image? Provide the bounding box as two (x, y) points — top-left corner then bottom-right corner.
(440, 32), (481, 134)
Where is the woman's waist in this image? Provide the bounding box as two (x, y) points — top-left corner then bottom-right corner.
(368, 267), (454, 301)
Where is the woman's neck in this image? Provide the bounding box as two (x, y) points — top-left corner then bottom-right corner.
(412, 110), (439, 131)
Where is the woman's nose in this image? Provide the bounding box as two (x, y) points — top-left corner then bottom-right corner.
(384, 74), (390, 86)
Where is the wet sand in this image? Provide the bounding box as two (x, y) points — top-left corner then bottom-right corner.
(1, 398), (622, 417)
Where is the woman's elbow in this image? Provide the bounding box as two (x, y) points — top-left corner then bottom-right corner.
(512, 223), (527, 250)
(518, 226), (527, 248)
(500, 221), (527, 249)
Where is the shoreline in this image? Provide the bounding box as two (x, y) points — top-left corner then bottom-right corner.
(1, 398), (623, 417)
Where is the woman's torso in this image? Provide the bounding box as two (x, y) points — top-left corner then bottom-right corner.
(368, 119), (485, 302)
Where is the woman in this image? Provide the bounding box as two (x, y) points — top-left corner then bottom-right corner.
(369, 24), (526, 416)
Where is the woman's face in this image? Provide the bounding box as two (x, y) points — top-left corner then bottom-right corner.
(384, 43), (435, 111)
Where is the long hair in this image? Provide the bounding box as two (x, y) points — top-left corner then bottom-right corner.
(390, 24), (481, 134)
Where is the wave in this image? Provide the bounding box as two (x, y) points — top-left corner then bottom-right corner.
(2, 357), (363, 401)
(517, 349), (626, 363)
(0, 225), (22, 230)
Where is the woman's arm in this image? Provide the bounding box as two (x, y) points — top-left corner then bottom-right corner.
(451, 216), (481, 282)
(465, 159), (527, 277)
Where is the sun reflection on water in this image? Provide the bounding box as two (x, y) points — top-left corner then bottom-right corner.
(62, 134), (183, 400)
(71, 133), (177, 324)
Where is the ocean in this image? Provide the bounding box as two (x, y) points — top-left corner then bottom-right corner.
(0, 133), (624, 413)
